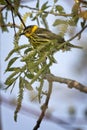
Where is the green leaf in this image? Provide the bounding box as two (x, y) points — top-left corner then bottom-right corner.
(41, 14), (48, 29)
(5, 67), (20, 72)
(5, 77), (17, 87)
(25, 72), (34, 79)
(37, 79), (44, 103)
(68, 18), (77, 26)
(5, 44), (30, 61)
(5, 49), (15, 61)
(24, 47), (33, 54)
(72, 3), (79, 16)
(30, 64), (50, 85)
(55, 5), (64, 13)
(5, 70), (20, 85)
(48, 55), (57, 63)
(31, 13), (40, 22)
(41, 1), (50, 11)
(5, 57), (19, 72)
(21, 49), (37, 61)
(14, 0), (20, 15)
(14, 76), (24, 121)
(54, 0), (58, 3)
(36, 0), (40, 9)
(23, 78), (33, 90)
(53, 19), (67, 26)
(19, 76), (24, 89)
(0, 13), (8, 32)
(69, 16), (79, 26)
(0, 0), (6, 4)
(36, 17), (40, 26)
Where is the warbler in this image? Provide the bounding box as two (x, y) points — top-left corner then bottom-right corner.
(20, 25), (82, 50)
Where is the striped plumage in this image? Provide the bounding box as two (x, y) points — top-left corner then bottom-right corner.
(20, 25), (82, 50)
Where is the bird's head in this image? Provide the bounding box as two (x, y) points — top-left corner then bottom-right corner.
(20, 25), (38, 37)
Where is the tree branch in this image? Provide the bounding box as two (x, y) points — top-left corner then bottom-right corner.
(33, 81), (53, 130)
(45, 74), (87, 93)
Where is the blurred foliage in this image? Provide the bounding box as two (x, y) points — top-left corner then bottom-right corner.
(84, 107), (87, 119)
(68, 106), (76, 116)
(0, 0), (87, 122)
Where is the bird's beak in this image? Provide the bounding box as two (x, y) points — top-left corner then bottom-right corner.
(19, 32), (24, 36)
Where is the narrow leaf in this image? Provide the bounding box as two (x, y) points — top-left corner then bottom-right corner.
(5, 77), (17, 87)
(37, 79), (44, 103)
(53, 19), (67, 26)
(25, 72), (34, 79)
(5, 44), (30, 61)
(41, 1), (50, 11)
(30, 64), (50, 85)
(5, 70), (20, 85)
(23, 78), (33, 90)
(54, 0), (58, 3)
(36, 0), (39, 9)
(55, 5), (64, 13)
(14, 76), (24, 121)
(24, 47), (33, 54)
(5, 57), (19, 72)
(41, 14), (48, 29)
(5, 67), (20, 72)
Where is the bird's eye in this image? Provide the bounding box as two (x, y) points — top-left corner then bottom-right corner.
(24, 30), (29, 33)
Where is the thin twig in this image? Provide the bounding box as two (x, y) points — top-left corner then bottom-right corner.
(45, 74), (87, 93)
(1, 23), (21, 29)
(11, 10), (16, 35)
(5, 0), (26, 28)
(67, 24), (87, 42)
(0, 4), (8, 12)
(20, 5), (72, 17)
(33, 81), (53, 130)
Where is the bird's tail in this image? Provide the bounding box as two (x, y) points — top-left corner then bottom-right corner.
(59, 42), (83, 51)
(67, 42), (83, 49)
